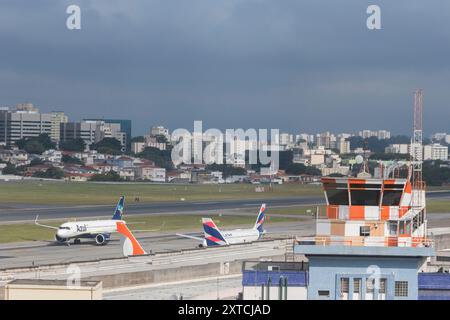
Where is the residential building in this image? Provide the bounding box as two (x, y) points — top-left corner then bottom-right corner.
(150, 126), (170, 140)
(40, 149), (62, 163)
(0, 149), (29, 166)
(358, 130), (391, 140)
(60, 120), (127, 150)
(423, 144), (448, 161)
(385, 144), (410, 154)
(134, 165), (166, 182)
(338, 138), (350, 154)
(85, 119), (131, 150)
(320, 165), (350, 176)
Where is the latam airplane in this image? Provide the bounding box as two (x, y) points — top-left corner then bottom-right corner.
(176, 203), (266, 247)
(35, 196), (126, 246)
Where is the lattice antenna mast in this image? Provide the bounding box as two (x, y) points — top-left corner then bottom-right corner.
(411, 89), (423, 189)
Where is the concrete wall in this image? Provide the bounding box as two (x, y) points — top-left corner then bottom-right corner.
(86, 261), (241, 289)
(431, 233), (450, 252)
(85, 256), (284, 289)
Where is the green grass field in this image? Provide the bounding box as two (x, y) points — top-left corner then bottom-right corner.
(0, 214), (297, 244)
(0, 181), (322, 205)
(427, 200), (450, 213)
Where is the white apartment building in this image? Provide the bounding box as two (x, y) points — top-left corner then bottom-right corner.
(423, 144), (448, 161)
(0, 104), (52, 146)
(150, 126), (170, 139)
(134, 165), (166, 182)
(385, 144), (410, 154)
(338, 138), (351, 154)
(358, 130), (391, 140)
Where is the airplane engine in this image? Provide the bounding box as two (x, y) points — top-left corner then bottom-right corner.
(95, 234), (108, 245)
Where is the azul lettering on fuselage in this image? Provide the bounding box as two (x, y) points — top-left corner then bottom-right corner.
(76, 224), (87, 232)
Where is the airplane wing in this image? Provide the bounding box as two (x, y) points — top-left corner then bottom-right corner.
(176, 233), (204, 242)
(34, 215), (59, 230)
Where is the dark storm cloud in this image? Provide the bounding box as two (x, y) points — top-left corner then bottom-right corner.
(0, 0), (449, 135)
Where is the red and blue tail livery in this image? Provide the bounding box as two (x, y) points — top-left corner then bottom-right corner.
(253, 203), (266, 235)
(177, 203), (267, 247)
(202, 218), (228, 246)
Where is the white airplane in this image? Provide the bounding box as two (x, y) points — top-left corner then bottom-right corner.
(35, 196), (126, 246)
(176, 203), (266, 247)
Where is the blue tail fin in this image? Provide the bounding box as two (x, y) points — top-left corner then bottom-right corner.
(112, 196), (125, 220)
(253, 203), (266, 234)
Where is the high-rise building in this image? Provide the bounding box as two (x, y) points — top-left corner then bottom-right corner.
(0, 104), (52, 146)
(338, 137), (351, 154)
(84, 119), (132, 150)
(60, 120), (127, 150)
(50, 111), (68, 142)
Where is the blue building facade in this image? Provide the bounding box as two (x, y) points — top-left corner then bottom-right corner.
(418, 272), (450, 300)
(295, 245), (434, 300)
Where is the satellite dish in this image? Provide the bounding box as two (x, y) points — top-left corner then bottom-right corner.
(355, 155), (364, 164)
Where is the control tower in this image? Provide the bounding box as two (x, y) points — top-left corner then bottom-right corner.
(294, 90), (434, 300)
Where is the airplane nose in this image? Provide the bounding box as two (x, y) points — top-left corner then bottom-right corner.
(56, 230), (66, 238)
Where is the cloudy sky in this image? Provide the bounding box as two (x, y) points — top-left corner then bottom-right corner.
(0, 0), (449, 136)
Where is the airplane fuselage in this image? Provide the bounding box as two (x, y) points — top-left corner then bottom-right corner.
(219, 228), (261, 245)
(56, 219), (123, 245)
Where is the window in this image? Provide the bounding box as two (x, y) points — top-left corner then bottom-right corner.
(353, 278), (361, 300)
(351, 190), (381, 206)
(395, 281), (408, 297)
(326, 189), (349, 205)
(382, 190), (403, 206)
(366, 278), (374, 293)
(318, 290), (330, 297)
(360, 226), (370, 237)
(389, 222), (398, 236)
(379, 279), (387, 294)
(399, 221), (405, 234)
(340, 278), (349, 294)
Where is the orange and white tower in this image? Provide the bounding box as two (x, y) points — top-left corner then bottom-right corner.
(313, 90), (429, 248)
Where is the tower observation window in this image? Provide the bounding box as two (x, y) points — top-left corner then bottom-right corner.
(382, 190), (403, 206)
(351, 190), (381, 206)
(326, 189), (349, 205)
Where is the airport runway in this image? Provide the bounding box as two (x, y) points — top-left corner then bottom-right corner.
(0, 196), (324, 222)
(0, 191), (449, 269)
(0, 219), (315, 269)
(0, 190), (449, 223)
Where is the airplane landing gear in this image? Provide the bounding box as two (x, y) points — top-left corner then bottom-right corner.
(74, 239), (81, 245)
